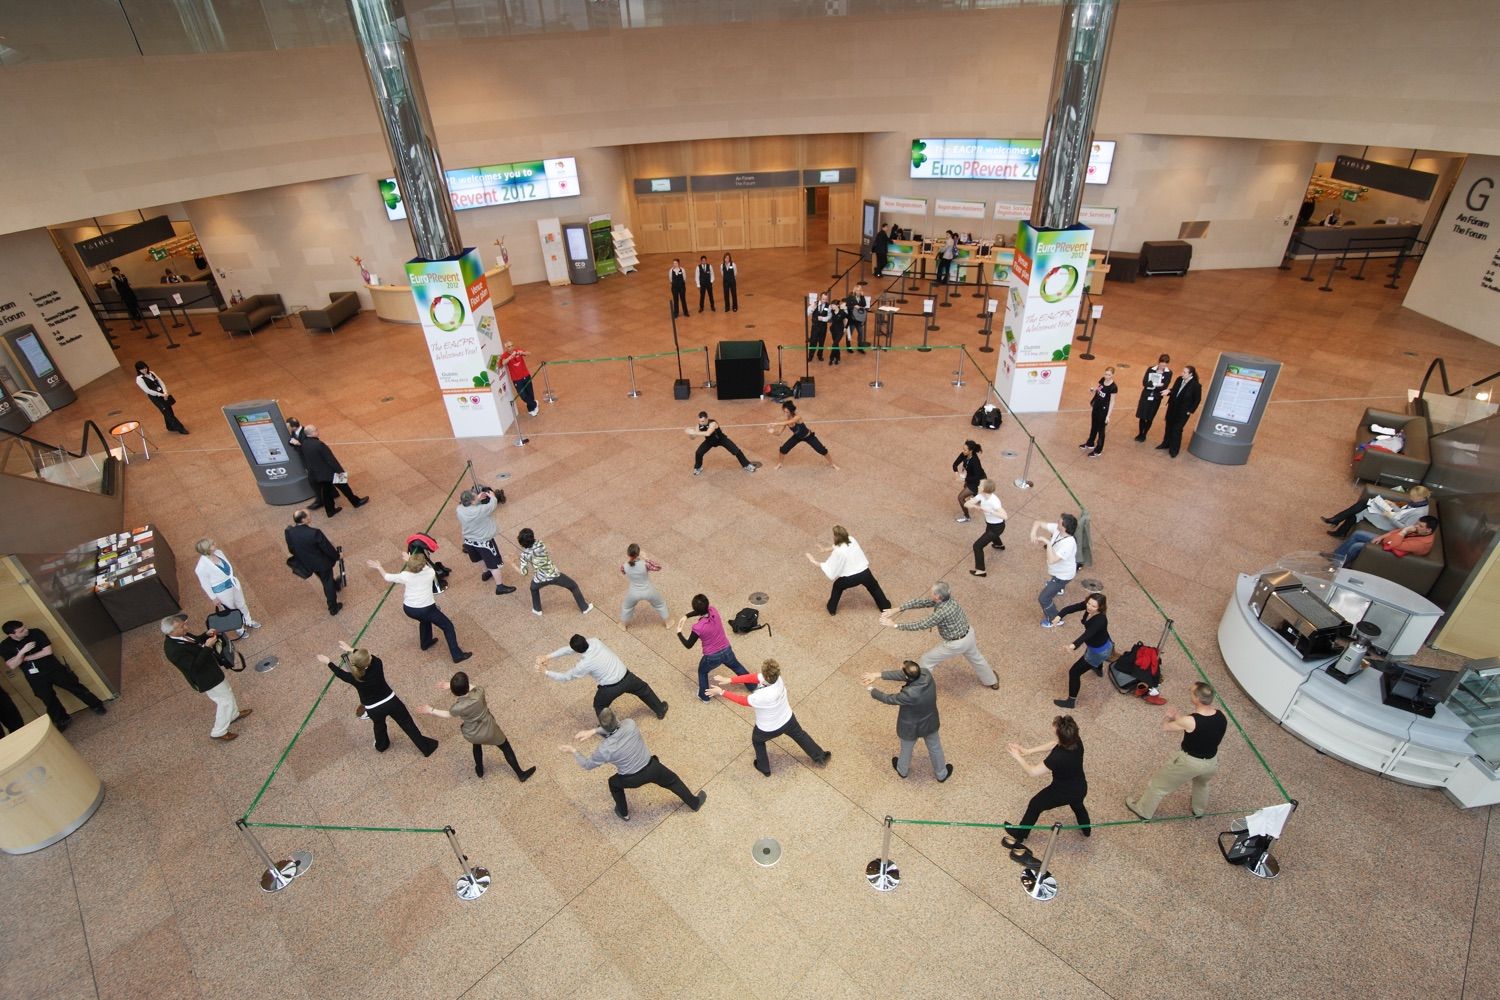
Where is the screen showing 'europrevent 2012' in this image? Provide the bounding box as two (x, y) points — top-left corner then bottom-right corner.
(910, 139), (1115, 185)
(380, 157), (580, 221)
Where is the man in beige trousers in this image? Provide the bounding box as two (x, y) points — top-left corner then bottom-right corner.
(1125, 681), (1226, 819)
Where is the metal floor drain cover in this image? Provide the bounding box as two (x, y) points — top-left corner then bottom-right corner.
(1116, 362), (1130, 369)
(1001, 450), (1019, 459)
(752, 838), (781, 867)
(381, 396), (395, 402)
(493, 471), (512, 480)
(1078, 579), (1105, 592)
(749, 592), (769, 606)
(254, 656), (279, 673)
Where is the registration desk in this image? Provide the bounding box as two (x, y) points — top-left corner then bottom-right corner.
(370, 264), (515, 323)
(1285, 222), (1421, 259)
(1220, 567), (1499, 807)
(0, 717), (104, 854)
(886, 242), (1109, 293)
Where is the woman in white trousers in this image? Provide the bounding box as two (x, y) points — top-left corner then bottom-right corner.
(194, 538), (261, 631)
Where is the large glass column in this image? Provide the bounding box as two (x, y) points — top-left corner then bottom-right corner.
(1030, 0), (1119, 230)
(346, 0), (462, 260)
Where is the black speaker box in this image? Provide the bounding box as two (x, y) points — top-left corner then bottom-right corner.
(794, 377), (816, 398)
(673, 379), (691, 400)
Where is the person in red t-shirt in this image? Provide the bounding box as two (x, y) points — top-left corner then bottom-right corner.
(500, 341), (539, 416)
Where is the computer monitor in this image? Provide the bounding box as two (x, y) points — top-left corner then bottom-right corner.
(1378, 662), (1445, 717)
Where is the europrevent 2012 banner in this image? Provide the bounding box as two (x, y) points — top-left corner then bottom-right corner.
(994, 222), (1094, 412)
(406, 249), (517, 438)
(911, 139), (1116, 185)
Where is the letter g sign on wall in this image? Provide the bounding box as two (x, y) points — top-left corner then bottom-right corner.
(1467, 177), (1493, 213)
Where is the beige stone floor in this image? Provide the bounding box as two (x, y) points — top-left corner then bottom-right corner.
(6, 245), (1500, 1000)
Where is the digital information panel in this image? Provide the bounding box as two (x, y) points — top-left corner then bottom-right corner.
(222, 399), (312, 505)
(911, 139), (1115, 185)
(381, 157), (580, 221)
(1189, 352), (1282, 466)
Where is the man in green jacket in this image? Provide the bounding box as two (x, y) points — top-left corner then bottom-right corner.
(161, 614), (250, 742)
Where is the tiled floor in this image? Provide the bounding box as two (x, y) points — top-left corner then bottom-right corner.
(7, 245), (1500, 1000)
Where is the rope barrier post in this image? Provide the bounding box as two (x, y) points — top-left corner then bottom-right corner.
(895, 265), (909, 304)
(868, 344), (884, 390)
(541, 364), (557, 404)
(951, 347), (966, 388)
(236, 819), (312, 893)
(1013, 435), (1036, 490)
(977, 304), (996, 353)
(1301, 251), (1320, 282)
(1020, 821), (1062, 901)
(865, 815), (900, 892)
(626, 355), (642, 398)
(939, 278), (953, 308)
(444, 825), (491, 900)
(1079, 306), (1100, 362)
(972, 263), (987, 299)
(1319, 254), (1340, 292)
(702, 345), (715, 388)
(1350, 249), (1372, 281)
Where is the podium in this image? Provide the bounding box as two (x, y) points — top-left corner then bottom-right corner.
(0, 717), (104, 854)
(715, 340), (768, 400)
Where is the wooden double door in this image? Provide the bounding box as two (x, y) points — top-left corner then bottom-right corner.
(691, 189), (803, 251)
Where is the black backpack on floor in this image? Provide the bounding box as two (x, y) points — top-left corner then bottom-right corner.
(730, 607), (772, 637)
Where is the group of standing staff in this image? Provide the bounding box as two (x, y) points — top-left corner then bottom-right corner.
(806, 282), (872, 364)
(669, 254), (740, 316)
(1083, 355), (1202, 459)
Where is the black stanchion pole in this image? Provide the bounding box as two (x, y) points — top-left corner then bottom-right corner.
(1301, 251), (1320, 282)
(1319, 255), (1339, 292)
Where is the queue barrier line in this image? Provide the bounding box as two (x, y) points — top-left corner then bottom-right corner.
(543, 347), (707, 366)
(245, 820), (449, 835)
(774, 343), (965, 352)
(889, 804), (1272, 833)
(957, 344), (1293, 805)
(239, 464), (472, 823)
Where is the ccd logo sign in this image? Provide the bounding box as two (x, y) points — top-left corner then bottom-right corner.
(1213, 423), (1239, 436)
(264, 466), (288, 479)
(0, 766), (48, 811)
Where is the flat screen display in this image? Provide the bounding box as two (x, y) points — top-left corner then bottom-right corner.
(911, 139), (1116, 185)
(819, 169), (842, 183)
(234, 410), (288, 466)
(14, 333), (54, 378)
(381, 157), (580, 221)
(650, 178), (672, 192)
(1211, 364), (1267, 424)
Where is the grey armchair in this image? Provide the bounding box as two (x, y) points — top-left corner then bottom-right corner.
(1352, 407), (1430, 487)
(299, 291), (360, 332)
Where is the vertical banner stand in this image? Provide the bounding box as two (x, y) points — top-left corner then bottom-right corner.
(541, 365), (557, 404)
(865, 815), (900, 891)
(1020, 822), (1063, 901)
(626, 356), (642, 398)
(445, 825), (491, 900)
(236, 819), (312, 893)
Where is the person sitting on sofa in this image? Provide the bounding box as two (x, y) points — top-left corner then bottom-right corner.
(1324, 515), (1438, 567)
(1322, 484), (1430, 538)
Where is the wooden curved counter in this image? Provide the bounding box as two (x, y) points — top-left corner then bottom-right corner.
(0, 717), (104, 855)
(370, 265), (515, 324)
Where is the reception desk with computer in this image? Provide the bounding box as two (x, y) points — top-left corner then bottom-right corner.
(1219, 563), (1500, 807)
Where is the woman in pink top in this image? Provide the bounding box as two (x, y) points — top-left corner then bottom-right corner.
(676, 593), (755, 701)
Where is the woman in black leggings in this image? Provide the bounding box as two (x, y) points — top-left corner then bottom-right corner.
(1052, 592), (1112, 709)
(319, 642), (438, 756)
(768, 401), (839, 471)
(419, 671), (535, 780)
(1002, 714), (1090, 858)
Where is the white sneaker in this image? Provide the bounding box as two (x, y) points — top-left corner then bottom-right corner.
(245, 620), (262, 628)
(528, 408), (539, 417)
(955, 516), (970, 523)
(531, 608), (542, 616)
(582, 604), (594, 615)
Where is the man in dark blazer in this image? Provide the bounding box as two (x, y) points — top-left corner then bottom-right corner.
(285, 418), (318, 508)
(1158, 364), (1202, 458)
(285, 509), (343, 615)
(863, 660), (952, 781)
(299, 425), (368, 516)
(161, 614), (249, 742)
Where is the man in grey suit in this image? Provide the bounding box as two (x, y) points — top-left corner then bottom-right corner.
(863, 660), (953, 781)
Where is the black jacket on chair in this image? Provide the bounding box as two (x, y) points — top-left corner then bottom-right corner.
(285, 523), (339, 574)
(299, 437), (344, 482)
(1165, 376), (1202, 422)
(870, 668), (940, 740)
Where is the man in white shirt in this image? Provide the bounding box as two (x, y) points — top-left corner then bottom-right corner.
(537, 634), (668, 718)
(965, 480), (1008, 577)
(1031, 513), (1079, 627)
(707, 659), (830, 776)
(695, 255), (716, 313)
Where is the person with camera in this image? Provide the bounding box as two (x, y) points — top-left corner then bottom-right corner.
(160, 614), (247, 742)
(457, 486), (518, 596)
(285, 509), (343, 616)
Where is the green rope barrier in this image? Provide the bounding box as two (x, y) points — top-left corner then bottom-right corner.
(544, 348), (705, 366)
(774, 343), (965, 352)
(239, 465), (471, 823)
(245, 820), (448, 835)
(890, 805), (1269, 832)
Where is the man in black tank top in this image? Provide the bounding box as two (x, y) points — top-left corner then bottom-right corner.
(1125, 681), (1228, 820)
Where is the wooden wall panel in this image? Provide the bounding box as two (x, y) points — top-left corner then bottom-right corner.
(660, 195), (693, 252)
(692, 192), (722, 251)
(828, 187), (859, 245)
(719, 193), (748, 249)
(691, 138), (748, 174)
(628, 142), (690, 178)
(804, 133), (861, 168)
(748, 135), (800, 171)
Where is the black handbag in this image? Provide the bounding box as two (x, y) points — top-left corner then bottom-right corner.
(286, 555), (313, 579)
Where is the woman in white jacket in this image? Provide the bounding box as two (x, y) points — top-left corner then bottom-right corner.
(194, 538), (260, 631)
(805, 524), (891, 616)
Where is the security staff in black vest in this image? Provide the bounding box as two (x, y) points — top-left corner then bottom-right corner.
(1134, 354), (1173, 442)
(134, 361), (188, 434)
(299, 425), (369, 516)
(695, 255), (716, 313)
(1, 621), (107, 731)
(285, 509), (343, 615)
(808, 293), (832, 361)
(1157, 365), (1202, 458)
(721, 253), (740, 312)
(668, 259), (689, 317)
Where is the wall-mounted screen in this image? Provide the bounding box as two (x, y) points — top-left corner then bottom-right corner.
(381, 157), (580, 221)
(15, 332), (55, 378)
(911, 139), (1116, 185)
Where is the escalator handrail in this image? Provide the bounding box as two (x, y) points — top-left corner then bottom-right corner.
(0, 419), (115, 461)
(1416, 358), (1500, 401)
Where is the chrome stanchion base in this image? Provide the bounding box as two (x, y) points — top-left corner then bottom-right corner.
(1247, 852), (1280, 880)
(1020, 866), (1058, 901)
(260, 850), (313, 893)
(951, 377), (966, 387)
(455, 866), (492, 900)
(868, 379), (884, 389)
(627, 389), (642, 398)
(543, 392), (557, 403)
(1013, 478), (1033, 490)
(865, 858), (900, 892)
